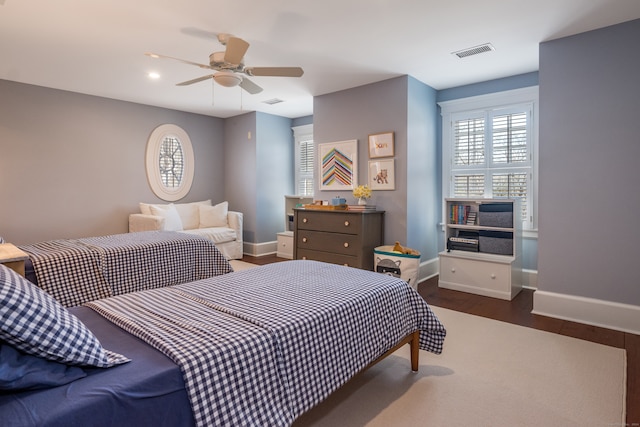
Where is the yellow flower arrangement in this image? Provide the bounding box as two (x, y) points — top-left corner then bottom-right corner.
(352, 185), (372, 200)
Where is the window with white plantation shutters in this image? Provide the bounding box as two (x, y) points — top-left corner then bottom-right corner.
(440, 87), (538, 231)
(297, 139), (314, 196)
(293, 124), (314, 197)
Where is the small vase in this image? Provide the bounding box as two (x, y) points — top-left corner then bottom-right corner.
(358, 198), (367, 205)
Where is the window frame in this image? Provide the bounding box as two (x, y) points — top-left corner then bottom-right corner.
(145, 124), (194, 201)
(292, 124), (314, 197)
(439, 86), (539, 235)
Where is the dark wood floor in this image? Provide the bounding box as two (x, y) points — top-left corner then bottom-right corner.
(242, 255), (639, 425)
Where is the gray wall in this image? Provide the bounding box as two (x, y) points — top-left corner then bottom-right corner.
(0, 80), (226, 245)
(538, 19), (640, 305)
(314, 76), (438, 254)
(224, 112), (257, 243)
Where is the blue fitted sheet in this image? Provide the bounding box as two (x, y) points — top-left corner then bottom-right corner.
(0, 306), (194, 427)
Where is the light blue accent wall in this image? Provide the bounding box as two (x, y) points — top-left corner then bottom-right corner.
(255, 112), (294, 242)
(538, 19), (640, 304)
(437, 72), (539, 103)
(292, 115), (313, 127)
(406, 76), (439, 260)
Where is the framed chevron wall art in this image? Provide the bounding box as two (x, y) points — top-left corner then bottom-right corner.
(319, 139), (358, 191)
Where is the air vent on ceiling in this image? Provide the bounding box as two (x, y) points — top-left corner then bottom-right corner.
(452, 43), (495, 59)
(262, 98), (284, 105)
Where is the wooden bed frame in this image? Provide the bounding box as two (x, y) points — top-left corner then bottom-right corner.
(366, 330), (420, 372)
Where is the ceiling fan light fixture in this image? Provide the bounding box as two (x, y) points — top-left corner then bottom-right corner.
(213, 72), (242, 87)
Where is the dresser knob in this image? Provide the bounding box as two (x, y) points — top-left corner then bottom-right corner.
(303, 218), (308, 223)
(302, 237), (307, 243)
(491, 273), (496, 279)
(343, 263), (349, 266)
(302, 256), (307, 260)
(343, 242), (349, 248)
(451, 268), (456, 273)
(344, 221), (350, 227)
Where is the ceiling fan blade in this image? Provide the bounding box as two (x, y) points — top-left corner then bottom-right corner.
(244, 67), (304, 77)
(224, 37), (250, 65)
(239, 77), (263, 94)
(176, 75), (215, 86)
(181, 27), (219, 41)
(145, 52), (213, 70)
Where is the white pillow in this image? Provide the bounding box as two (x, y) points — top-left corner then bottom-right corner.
(199, 201), (229, 228)
(149, 204), (184, 231)
(175, 200), (211, 230)
(139, 202), (156, 216)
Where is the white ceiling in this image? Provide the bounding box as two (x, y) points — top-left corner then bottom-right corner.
(2, 0), (640, 119)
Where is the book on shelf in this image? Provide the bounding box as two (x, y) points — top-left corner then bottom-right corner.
(348, 205), (377, 211)
(466, 211), (477, 225)
(449, 204), (477, 225)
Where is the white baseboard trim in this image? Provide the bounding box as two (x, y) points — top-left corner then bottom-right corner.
(243, 241), (277, 257)
(418, 257), (440, 284)
(532, 290), (640, 335)
(522, 269), (538, 290)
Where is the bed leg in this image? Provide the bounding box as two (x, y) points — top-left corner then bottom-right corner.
(410, 330), (420, 371)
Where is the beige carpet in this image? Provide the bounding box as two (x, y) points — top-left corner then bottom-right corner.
(293, 306), (627, 427)
(229, 260), (261, 271)
(223, 261), (626, 426)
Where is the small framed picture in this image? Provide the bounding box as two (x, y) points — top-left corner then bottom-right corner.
(368, 132), (394, 158)
(369, 159), (395, 190)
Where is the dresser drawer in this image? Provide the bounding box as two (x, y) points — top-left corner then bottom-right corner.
(297, 248), (359, 267)
(296, 211), (362, 234)
(439, 255), (511, 295)
(296, 230), (360, 256)
(293, 209), (384, 271)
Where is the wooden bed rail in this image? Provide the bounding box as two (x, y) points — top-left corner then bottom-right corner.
(364, 330), (420, 372)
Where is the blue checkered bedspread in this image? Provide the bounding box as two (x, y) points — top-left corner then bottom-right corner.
(86, 260), (446, 427)
(20, 231), (232, 307)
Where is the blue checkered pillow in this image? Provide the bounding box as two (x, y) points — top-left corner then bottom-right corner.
(0, 264), (129, 367)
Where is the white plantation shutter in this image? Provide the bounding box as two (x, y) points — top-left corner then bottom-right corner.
(454, 116), (485, 166)
(492, 112), (528, 163)
(441, 88), (537, 230)
(297, 139), (314, 196)
(492, 172), (528, 221)
(293, 124), (314, 196)
(454, 174), (485, 197)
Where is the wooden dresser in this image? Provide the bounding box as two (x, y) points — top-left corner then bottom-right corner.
(293, 208), (384, 270)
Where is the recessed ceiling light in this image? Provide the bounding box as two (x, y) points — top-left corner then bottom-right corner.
(148, 72), (160, 80)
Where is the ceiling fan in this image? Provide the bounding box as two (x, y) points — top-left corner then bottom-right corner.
(145, 33), (304, 94)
